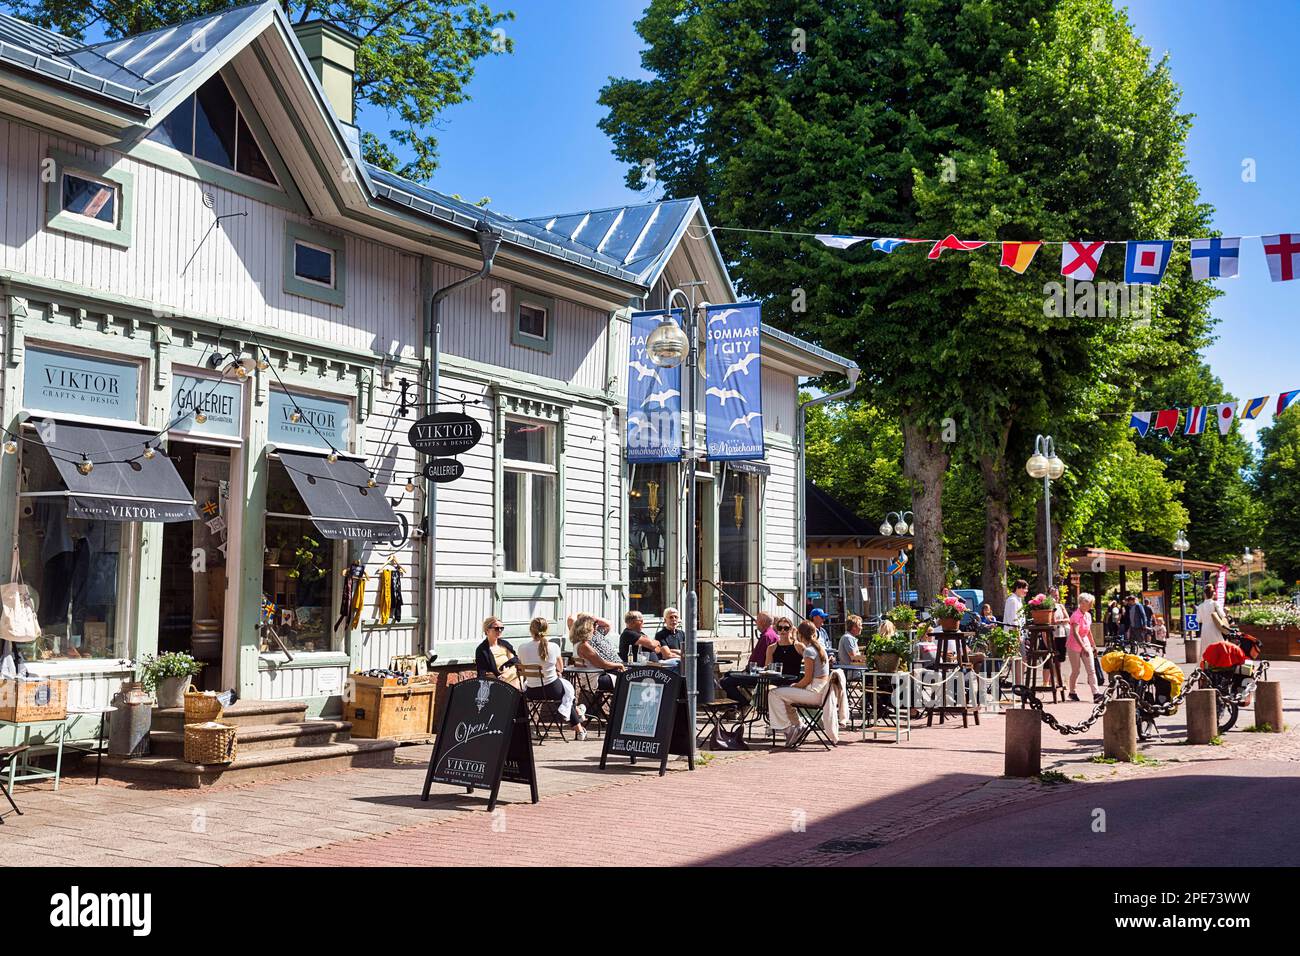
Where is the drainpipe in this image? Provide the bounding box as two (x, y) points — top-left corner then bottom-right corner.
(422, 222), (504, 654)
(796, 365), (860, 614)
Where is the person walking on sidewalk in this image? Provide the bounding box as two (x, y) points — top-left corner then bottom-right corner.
(1067, 593), (1101, 703)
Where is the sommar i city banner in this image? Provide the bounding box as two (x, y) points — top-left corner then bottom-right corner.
(704, 301), (764, 461)
(626, 309), (682, 463)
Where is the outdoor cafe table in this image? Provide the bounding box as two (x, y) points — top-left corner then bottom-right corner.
(857, 671), (912, 743)
(564, 665), (611, 730)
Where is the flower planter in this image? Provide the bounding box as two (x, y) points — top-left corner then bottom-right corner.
(941, 618), (960, 632)
(1237, 624), (1300, 662)
(874, 652), (901, 673)
(1030, 608), (1053, 626)
(154, 676), (193, 708)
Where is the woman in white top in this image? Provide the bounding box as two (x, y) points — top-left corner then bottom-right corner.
(767, 621), (845, 745)
(517, 617), (587, 740)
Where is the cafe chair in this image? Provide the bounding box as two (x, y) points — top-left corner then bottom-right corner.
(788, 680), (836, 752)
(0, 745), (28, 822)
(516, 665), (568, 744)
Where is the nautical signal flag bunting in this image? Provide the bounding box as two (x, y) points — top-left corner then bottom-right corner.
(1125, 241), (1173, 285)
(1000, 241), (1041, 274)
(1131, 390), (1300, 438)
(1061, 242), (1106, 280)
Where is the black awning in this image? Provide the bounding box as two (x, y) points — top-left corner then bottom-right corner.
(277, 450), (404, 541)
(34, 418), (198, 522)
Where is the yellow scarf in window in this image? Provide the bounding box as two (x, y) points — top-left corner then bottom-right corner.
(376, 567), (393, 626)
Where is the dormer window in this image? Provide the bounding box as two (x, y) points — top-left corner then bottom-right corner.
(150, 74), (277, 185)
(511, 289), (557, 353)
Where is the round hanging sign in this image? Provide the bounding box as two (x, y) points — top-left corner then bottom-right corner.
(408, 412), (482, 456)
(422, 458), (465, 483)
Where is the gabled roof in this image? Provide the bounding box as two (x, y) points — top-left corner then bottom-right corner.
(0, 3), (270, 109)
(806, 480), (908, 549)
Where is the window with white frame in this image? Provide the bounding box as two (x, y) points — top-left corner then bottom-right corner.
(510, 289), (556, 353)
(502, 418), (557, 575)
(293, 239), (336, 288)
(61, 172), (118, 225)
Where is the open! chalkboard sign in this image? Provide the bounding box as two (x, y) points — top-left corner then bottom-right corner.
(421, 678), (538, 811)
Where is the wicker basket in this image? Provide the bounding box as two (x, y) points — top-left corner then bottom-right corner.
(183, 721), (238, 765)
(183, 690), (223, 724)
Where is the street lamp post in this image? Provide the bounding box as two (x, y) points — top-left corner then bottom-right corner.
(1174, 530), (1189, 635)
(646, 291), (705, 761)
(1243, 547), (1254, 602)
(1025, 435), (1066, 592)
(880, 511), (914, 536)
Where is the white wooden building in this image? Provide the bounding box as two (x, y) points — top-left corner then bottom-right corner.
(0, 2), (856, 741)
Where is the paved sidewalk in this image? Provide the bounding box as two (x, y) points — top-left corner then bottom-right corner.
(2, 655), (1294, 867)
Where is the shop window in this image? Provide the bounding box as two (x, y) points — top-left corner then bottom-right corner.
(628, 463), (670, 615)
(148, 73), (278, 186)
(502, 418), (557, 575)
(718, 470), (758, 613)
(510, 289), (556, 353)
(283, 223), (346, 306)
(262, 458), (338, 653)
(15, 438), (125, 661)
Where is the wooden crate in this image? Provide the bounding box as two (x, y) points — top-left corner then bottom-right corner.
(0, 678), (68, 722)
(344, 676), (435, 741)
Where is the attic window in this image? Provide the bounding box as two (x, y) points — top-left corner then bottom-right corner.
(510, 289), (557, 354)
(61, 172), (117, 225)
(149, 74), (278, 186)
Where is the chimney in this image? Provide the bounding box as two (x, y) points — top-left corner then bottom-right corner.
(293, 20), (360, 125)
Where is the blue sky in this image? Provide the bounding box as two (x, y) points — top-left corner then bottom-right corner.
(366, 1), (1296, 441)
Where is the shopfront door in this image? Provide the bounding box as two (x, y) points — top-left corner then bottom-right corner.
(158, 444), (234, 691)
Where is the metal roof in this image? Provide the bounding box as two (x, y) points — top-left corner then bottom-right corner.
(0, 3), (269, 108)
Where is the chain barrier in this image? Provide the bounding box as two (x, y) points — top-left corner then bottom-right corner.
(1007, 680), (1118, 735)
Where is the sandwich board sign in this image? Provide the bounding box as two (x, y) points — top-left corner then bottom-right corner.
(599, 665), (693, 776)
(421, 678), (538, 811)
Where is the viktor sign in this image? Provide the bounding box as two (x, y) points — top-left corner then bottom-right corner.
(407, 412), (482, 457)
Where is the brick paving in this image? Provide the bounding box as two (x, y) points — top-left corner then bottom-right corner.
(3, 652), (1295, 867)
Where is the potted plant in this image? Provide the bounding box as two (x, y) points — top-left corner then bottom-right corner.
(1024, 592), (1056, 625)
(884, 604), (917, 633)
(930, 594), (968, 632)
(867, 632), (912, 673)
(140, 652), (205, 708)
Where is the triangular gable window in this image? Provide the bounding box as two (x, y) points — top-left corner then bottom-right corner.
(150, 73), (278, 186)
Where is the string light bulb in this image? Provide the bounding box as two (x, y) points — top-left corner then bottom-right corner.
(142, 444), (156, 460)
(256, 356), (269, 371)
(404, 479), (416, 494)
(2, 439), (16, 455)
(290, 409), (302, 423)
(367, 474), (378, 489)
(78, 456), (94, 476)
(195, 411), (208, 424)
(326, 451), (338, 464)
(234, 363), (249, 379)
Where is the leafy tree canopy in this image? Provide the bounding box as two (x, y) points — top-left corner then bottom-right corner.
(1256, 407), (1300, 584)
(6, 0), (513, 181)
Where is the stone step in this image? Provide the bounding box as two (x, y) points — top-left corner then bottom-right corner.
(99, 737), (399, 789)
(147, 720), (354, 758)
(151, 699), (309, 733)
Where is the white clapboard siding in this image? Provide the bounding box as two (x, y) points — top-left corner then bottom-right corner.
(0, 120), (420, 356)
(566, 585), (609, 622)
(434, 583), (494, 646)
(257, 662), (348, 700)
(433, 261), (610, 391)
(432, 374), (495, 577)
(762, 442), (798, 591)
(357, 626), (417, 671)
(1, 664), (134, 745)
(563, 403), (610, 581)
(761, 370), (798, 439)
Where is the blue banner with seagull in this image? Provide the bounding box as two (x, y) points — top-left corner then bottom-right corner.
(626, 309), (683, 463)
(704, 301), (765, 460)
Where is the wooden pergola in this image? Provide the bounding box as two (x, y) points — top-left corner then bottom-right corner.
(1008, 548), (1224, 633)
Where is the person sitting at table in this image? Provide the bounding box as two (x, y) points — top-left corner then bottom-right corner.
(720, 611), (780, 703)
(570, 612), (625, 691)
(475, 616), (520, 687)
(808, 607), (832, 646)
(619, 610), (663, 663)
(837, 614), (866, 666)
(767, 621), (848, 745)
(765, 616), (805, 676)
(653, 607), (686, 663)
(518, 616), (588, 740)
(979, 603), (998, 628)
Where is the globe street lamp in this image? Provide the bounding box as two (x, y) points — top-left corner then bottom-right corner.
(1243, 547), (1254, 602)
(1173, 530), (1189, 635)
(880, 510), (914, 537)
(1026, 434), (1066, 591)
(646, 290), (705, 761)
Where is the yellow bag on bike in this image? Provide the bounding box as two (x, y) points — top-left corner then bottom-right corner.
(1100, 651), (1126, 674)
(1123, 654), (1154, 682)
(1148, 657), (1184, 697)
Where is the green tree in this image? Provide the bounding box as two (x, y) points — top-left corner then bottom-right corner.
(6, 0), (513, 181)
(803, 399), (909, 522)
(1256, 407), (1300, 584)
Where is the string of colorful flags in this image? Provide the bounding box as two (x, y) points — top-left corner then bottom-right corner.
(1131, 391), (1300, 438)
(805, 233), (1300, 283)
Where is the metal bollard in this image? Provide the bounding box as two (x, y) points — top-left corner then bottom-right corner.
(1103, 697), (1137, 761)
(1185, 687), (1218, 743)
(1004, 708), (1041, 777)
(1183, 637), (1201, 664)
(1255, 681), (1284, 732)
